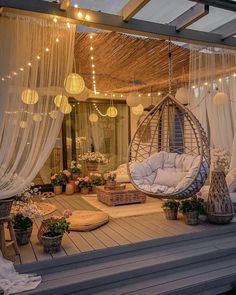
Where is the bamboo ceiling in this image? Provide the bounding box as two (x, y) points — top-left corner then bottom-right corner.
(75, 32), (190, 94)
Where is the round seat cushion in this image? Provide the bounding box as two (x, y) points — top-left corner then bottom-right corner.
(67, 210), (109, 231)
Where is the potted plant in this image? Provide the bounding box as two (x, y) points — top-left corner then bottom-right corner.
(162, 199), (179, 220)
(51, 172), (67, 195)
(70, 160), (82, 180)
(41, 216), (70, 253)
(13, 213), (33, 245)
(90, 173), (103, 193)
(179, 196), (204, 225)
(77, 176), (92, 194)
(78, 151), (108, 172)
(104, 172), (116, 189)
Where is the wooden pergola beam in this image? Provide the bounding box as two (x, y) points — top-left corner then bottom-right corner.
(189, 0), (236, 12)
(119, 0), (151, 22)
(59, 0), (70, 11)
(169, 4), (209, 31)
(212, 19), (236, 40)
(0, 0), (236, 49)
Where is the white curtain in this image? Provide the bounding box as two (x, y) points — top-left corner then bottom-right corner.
(188, 47), (236, 168)
(0, 13), (75, 199)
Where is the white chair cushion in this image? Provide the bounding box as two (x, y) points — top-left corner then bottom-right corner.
(163, 152), (177, 169)
(226, 168), (236, 193)
(183, 154), (196, 171)
(146, 151), (164, 172)
(154, 169), (186, 187)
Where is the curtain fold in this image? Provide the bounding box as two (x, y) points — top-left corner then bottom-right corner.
(0, 14), (76, 199)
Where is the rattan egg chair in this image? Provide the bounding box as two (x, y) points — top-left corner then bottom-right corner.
(127, 93), (210, 199)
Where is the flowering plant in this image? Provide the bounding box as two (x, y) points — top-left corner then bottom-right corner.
(43, 215), (70, 237)
(104, 172), (116, 181)
(63, 209), (72, 218)
(15, 183), (41, 203)
(70, 160), (82, 174)
(76, 136), (86, 146)
(78, 151), (108, 164)
(211, 148), (231, 173)
(90, 173), (104, 186)
(51, 172), (68, 186)
(75, 176), (92, 188)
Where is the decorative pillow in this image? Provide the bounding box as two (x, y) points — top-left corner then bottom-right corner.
(226, 168), (236, 193)
(146, 151), (164, 171)
(154, 169), (186, 188)
(163, 152), (177, 168)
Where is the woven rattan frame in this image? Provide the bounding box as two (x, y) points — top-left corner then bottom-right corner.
(127, 94), (210, 199)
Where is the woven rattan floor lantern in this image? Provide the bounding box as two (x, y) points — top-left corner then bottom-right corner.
(127, 43), (210, 199)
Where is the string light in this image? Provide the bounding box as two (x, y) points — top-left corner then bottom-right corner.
(138, 94), (141, 97)
(55, 38), (59, 43)
(78, 11), (83, 19)
(13, 72), (17, 76)
(90, 46), (93, 51)
(91, 56), (94, 60)
(53, 17), (58, 23)
(192, 85), (196, 89)
(37, 55), (40, 60)
(74, 4), (78, 8)
(28, 62), (32, 66)
(148, 93), (151, 97)
(158, 92), (162, 95)
(85, 14), (91, 21)
(90, 35), (93, 39)
(233, 73), (236, 77)
(20, 68), (24, 71)
(1, 78), (5, 81)
(45, 47), (49, 52)
(218, 78), (222, 82)
(67, 22), (71, 28)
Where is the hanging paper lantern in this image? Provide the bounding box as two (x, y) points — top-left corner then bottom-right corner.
(131, 104), (144, 116)
(73, 87), (90, 101)
(32, 113), (42, 122)
(107, 106), (118, 118)
(89, 113), (98, 122)
(49, 110), (58, 119)
(60, 103), (72, 114)
(20, 121), (27, 128)
(175, 88), (190, 104)
(213, 91), (229, 106)
(64, 73), (85, 95)
(126, 93), (142, 107)
(54, 94), (68, 107)
(21, 89), (39, 105)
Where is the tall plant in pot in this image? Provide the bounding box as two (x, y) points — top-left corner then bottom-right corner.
(70, 160), (82, 180)
(162, 199), (179, 220)
(179, 195), (204, 225)
(78, 151), (108, 172)
(76, 176), (92, 194)
(41, 216), (70, 253)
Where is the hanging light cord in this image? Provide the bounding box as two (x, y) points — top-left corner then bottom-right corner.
(168, 40), (173, 94)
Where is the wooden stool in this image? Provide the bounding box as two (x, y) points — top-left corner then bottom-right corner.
(0, 216), (19, 257)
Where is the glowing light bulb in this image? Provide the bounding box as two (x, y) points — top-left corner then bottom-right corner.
(45, 47), (49, 52)
(1, 78), (5, 81)
(90, 46), (93, 51)
(105, 93), (107, 96)
(92, 64), (95, 68)
(219, 78), (222, 82)
(233, 73), (236, 77)
(67, 22), (71, 28)
(92, 70), (95, 74)
(121, 94), (123, 97)
(158, 92), (162, 95)
(85, 14), (90, 21)
(91, 56), (94, 60)
(37, 55), (40, 60)
(74, 4), (78, 8)
(55, 38), (59, 43)
(90, 35), (93, 39)
(53, 17), (57, 23)
(192, 85), (196, 89)
(78, 11), (83, 19)
(20, 68), (24, 71)
(92, 75), (95, 79)
(7, 75), (11, 79)
(204, 82), (208, 86)
(13, 72), (17, 75)
(138, 94), (141, 97)
(148, 93), (151, 97)
(28, 62), (32, 66)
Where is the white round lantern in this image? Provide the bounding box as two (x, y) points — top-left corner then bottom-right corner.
(131, 104), (144, 115)
(21, 89), (39, 105)
(126, 93), (141, 107)
(213, 91), (229, 106)
(175, 87), (190, 104)
(73, 87), (89, 101)
(49, 110), (58, 119)
(60, 103), (72, 114)
(89, 113), (98, 122)
(54, 94), (68, 107)
(20, 121), (27, 129)
(107, 106), (118, 118)
(32, 113), (42, 122)
(64, 73), (85, 95)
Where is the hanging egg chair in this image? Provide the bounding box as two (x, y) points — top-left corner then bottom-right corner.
(128, 93), (210, 199)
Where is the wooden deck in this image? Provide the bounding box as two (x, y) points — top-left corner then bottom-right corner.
(9, 193), (230, 266)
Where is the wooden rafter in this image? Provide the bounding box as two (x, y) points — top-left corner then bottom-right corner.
(119, 0), (151, 22)
(59, 0), (70, 11)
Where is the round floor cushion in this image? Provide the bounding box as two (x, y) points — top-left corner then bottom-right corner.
(67, 210), (109, 231)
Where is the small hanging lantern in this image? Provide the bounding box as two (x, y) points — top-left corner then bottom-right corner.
(54, 94), (68, 107)
(21, 89), (39, 105)
(60, 103), (72, 114)
(32, 113), (42, 122)
(131, 104), (144, 115)
(64, 73), (85, 95)
(213, 91), (229, 106)
(89, 113), (98, 122)
(107, 106), (118, 118)
(126, 93), (141, 107)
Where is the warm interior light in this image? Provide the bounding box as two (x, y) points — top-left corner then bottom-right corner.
(53, 17), (57, 23)
(90, 46), (93, 51)
(85, 14), (91, 21)
(89, 113), (98, 123)
(21, 89), (39, 105)
(45, 47), (49, 52)
(78, 11), (83, 19)
(28, 62), (32, 66)
(37, 55), (40, 60)
(107, 106), (118, 118)
(64, 73), (85, 95)
(74, 4), (78, 8)
(55, 38), (59, 43)
(67, 22), (71, 28)
(20, 68), (24, 71)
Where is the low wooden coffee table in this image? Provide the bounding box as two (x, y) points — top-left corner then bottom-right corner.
(96, 183), (146, 206)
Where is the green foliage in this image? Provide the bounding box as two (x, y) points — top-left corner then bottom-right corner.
(162, 199), (179, 210)
(179, 196), (204, 213)
(51, 172), (67, 186)
(46, 217), (70, 237)
(13, 213), (33, 231)
(91, 177), (103, 186)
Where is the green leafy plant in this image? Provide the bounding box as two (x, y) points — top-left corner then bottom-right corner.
(50, 172), (67, 186)
(44, 216), (70, 237)
(179, 196), (204, 213)
(91, 177), (103, 186)
(13, 213), (33, 231)
(162, 199), (179, 210)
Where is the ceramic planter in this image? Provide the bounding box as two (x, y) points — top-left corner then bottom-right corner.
(65, 182), (75, 195)
(41, 233), (63, 254)
(37, 220), (49, 244)
(182, 211), (199, 225)
(163, 208), (178, 220)
(54, 185), (63, 195)
(14, 226), (33, 245)
(0, 198), (14, 219)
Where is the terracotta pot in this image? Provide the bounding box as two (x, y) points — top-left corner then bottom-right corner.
(71, 173), (81, 180)
(86, 161), (98, 172)
(14, 226), (33, 246)
(37, 220), (49, 244)
(41, 233), (63, 254)
(81, 187), (89, 194)
(54, 185), (63, 195)
(163, 208), (178, 220)
(182, 211), (199, 225)
(65, 182), (74, 195)
(0, 198), (14, 219)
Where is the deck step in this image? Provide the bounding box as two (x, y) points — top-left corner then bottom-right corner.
(16, 223), (236, 295)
